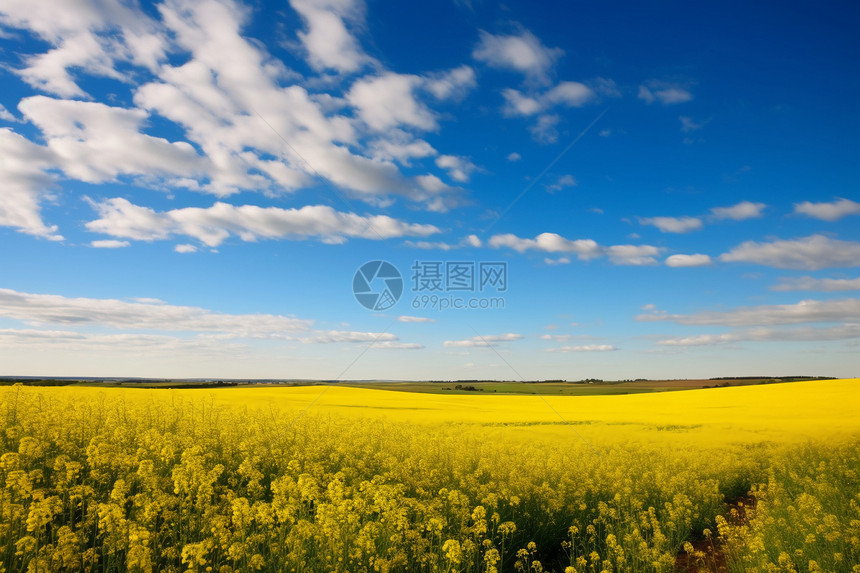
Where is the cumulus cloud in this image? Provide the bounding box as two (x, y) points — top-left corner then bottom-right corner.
(546, 174), (576, 193)
(637, 298), (860, 327)
(289, 0), (373, 73)
(638, 216), (703, 233)
(528, 114), (561, 144)
(473, 29), (562, 83)
(19, 96), (207, 184)
(771, 276), (860, 292)
(719, 235), (860, 270)
(397, 316), (435, 323)
(0, 0), (475, 215)
(86, 198), (440, 247)
(544, 257), (571, 265)
(298, 330), (397, 344)
(0, 288), (423, 349)
(489, 232), (602, 260)
(174, 244), (198, 254)
(367, 341), (424, 349)
(0, 0), (166, 97)
(425, 65), (477, 100)
(638, 81), (693, 105)
(545, 344), (618, 352)
(710, 201), (766, 221)
(506, 152), (521, 162)
(348, 72), (437, 131)
(0, 287), (311, 333)
(0, 128), (62, 239)
(435, 155), (478, 182)
(90, 239), (130, 248)
(489, 232), (662, 265)
(443, 333), (523, 347)
(404, 234), (484, 251)
(657, 324), (860, 346)
(665, 254), (712, 267)
(0, 328), (247, 357)
(0, 104), (16, 122)
(368, 134), (437, 165)
(606, 245), (661, 266)
(502, 82), (596, 118)
(793, 198), (860, 221)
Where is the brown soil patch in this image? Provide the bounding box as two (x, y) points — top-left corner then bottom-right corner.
(674, 495), (755, 572)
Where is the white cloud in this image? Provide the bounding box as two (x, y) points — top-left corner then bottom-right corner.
(443, 333), (523, 347)
(369, 134), (437, 165)
(657, 324), (860, 346)
(540, 333), (570, 341)
(544, 257), (571, 266)
(19, 96), (206, 184)
(289, 0), (373, 73)
(425, 65), (477, 100)
(0, 0), (166, 97)
(299, 330), (397, 344)
(397, 316), (435, 323)
(0, 328), (245, 356)
(719, 235), (860, 270)
(0, 104), (16, 122)
(606, 245), (661, 266)
(544, 81), (595, 107)
(2, 0), (469, 214)
(489, 232), (602, 259)
(404, 234), (483, 251)
(90, 239), (130, 249)
(502, 82), (596, 119)
(665, 254), (712, 267)
(436, 154), (478, 182)
(174, 244), (198, 254)
(0, 288), (311, 333)
(0, 128), (62, 239)
(638, 216), (703, 233)
(463, 234), (482, 247)
(501, 89), (543, 116)
(529, 114), (560, 144)
(489, 232), (663, 265)
(506, 152), (521, 162)
(368, 341), (424, 349)
(638, 81), (693, 105)
(710, 201), (766, 221)
(545, 344), (618, 352)
(348, 72), (437, 131)
(771, 276), (860, 292)
(546, 174), (576, 193)
(0, 288), (425, 351)
(86, 198), (440, 247)
(473, 29), (562, 83)
(793, 198), (860, 221)
(403, 240), (457, 251)
(637, 297), (860, 326)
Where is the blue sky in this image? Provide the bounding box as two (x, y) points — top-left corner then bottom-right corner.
(0, 0), (858, 380)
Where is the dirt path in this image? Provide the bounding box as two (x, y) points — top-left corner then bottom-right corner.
(674, 495), (755, 572)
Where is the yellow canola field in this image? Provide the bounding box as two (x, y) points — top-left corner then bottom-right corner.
(1, 379), (858, 573)
(99, 377), (860, 445)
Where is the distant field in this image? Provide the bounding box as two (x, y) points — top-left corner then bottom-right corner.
(341, 378), (802, 396)
(0, 376), (830, 396)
